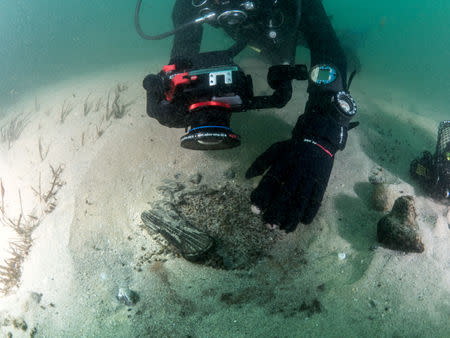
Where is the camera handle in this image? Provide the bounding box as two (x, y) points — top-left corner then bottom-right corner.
(249, 64), (308, 110)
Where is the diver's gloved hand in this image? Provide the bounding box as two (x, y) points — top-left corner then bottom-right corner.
(142, 58), (192, 100)
(246, 96), (353, 232)
(245, 136), (335, 232)
(143, 73), (166, 99)
(143, 71), (187, 128)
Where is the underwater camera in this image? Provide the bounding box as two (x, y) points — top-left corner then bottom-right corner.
(136, 1), (308, 150)
(410, 121), (450, 200)
(157, 60), (253, 150)
(144, 52), (307, 150)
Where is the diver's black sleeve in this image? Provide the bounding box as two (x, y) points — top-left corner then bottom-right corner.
(170, 0), (203, 63)
(292, 0), (354, 151)
(299, 0), (347, 88)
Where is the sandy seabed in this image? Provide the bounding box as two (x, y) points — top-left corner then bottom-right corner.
(0, 60), (449, 337)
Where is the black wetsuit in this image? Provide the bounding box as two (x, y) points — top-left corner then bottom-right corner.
(145, 0), (349, 127)
(170, 0), (347, 82)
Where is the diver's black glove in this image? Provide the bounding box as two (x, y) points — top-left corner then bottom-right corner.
(246, 96), (353, 232)
(143, 73), (166, 100)
(143, 71), (188, 128)
(246, 137), (335, 232)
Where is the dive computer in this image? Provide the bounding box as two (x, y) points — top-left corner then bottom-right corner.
(310, 64), (337, 85)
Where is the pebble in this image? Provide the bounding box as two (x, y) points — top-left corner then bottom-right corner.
(251, 205), (261, 215)
(338, 252), (346, 260)
(117, 287), (139, 306)
(223, 168), (236, 179)
(30, 292), (43, 304)
(188, 172), (202, 185)
(368, 166), (387, 185)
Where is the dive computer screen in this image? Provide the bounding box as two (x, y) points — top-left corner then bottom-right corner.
(310, 64), (337, 85)
(317, 69), (330, 81)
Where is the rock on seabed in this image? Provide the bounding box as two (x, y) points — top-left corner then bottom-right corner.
(377, 196), (425, 253)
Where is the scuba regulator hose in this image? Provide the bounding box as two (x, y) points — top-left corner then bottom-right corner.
(135, 0), (214, 40)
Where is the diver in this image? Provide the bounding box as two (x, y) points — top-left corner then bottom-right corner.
(139, 0), (358, 233)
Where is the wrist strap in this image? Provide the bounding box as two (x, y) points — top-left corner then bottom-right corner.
(293, 113), (348, 151)
(303, 138), (334, 157)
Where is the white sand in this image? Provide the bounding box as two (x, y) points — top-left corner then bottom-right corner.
(0, 61), (449, 337)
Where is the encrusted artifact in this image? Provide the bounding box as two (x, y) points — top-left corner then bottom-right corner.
(141, 201), (214, 261)
(377, 196), (424, 253)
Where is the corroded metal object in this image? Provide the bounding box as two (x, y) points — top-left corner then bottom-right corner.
(141, 201), (214, 261)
